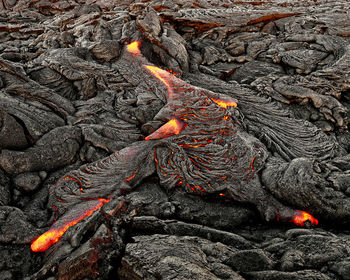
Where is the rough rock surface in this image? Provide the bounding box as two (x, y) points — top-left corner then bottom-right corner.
(0, 0), (350, 280)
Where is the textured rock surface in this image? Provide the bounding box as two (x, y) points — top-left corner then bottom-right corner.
(0, 0), (350, 279)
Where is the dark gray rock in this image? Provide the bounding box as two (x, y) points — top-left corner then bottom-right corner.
(280, 249), (305, 271)
(331, 258), (350, 280)
(119, 234), (243, 280)
(172, 191), (255, 230)
(0, 169), (10, 206)
(0, 206), (41, 244)
(0, 126), (81, 174)
(281, 49), (328, 74)
(227, 249), (274, 272)
(247, 270), (333, 280)
(14, 172), (41, 192)
(230, 60), (284, 84)
(0, 109), (28, 149)
(90, 40), (120, 62)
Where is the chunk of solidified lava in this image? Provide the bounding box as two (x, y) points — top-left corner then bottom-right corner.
(31, 41), (318, 252)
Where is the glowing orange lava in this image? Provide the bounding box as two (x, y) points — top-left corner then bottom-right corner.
(291, 210), (318, 227)
(125, 169), (138, 181)
(211, 98), (237, 108)
(145, 118), (186, 140)
(145, 65), (174, 94)
(31, 198), (110, 252)
(126, 41), (141, 55)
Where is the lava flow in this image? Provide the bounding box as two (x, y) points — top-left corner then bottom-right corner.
(211, 98), (237, 108)
(31, 41), (319, 253)
(145, 118), (187, 140)
(126, 41), (141, 56)
(145, 65), (174, 96)
(291, 210), (318, 227)
(31, 198), (110, 252)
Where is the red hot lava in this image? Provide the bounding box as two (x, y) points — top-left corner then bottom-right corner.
(145, 118), (187, 140)
(291, 210), (318, 227)
(31, 198), (110, 252)
(145, 65), (174, 96)
(211, 98), (237, 108)
(126, 41), (141, 56)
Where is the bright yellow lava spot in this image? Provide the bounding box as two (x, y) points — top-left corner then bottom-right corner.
(211, 98), (237, 108)
(127, 41), (141, 55)
(145, 118), (186, 140)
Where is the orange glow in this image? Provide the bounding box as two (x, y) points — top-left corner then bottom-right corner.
(125, 169), (138, 181)
(30, 198), (110, 252)
(166, 68), (181, 76)
(126, 41), (141, 55)
(194, 185), (205, 192)
(250, 156), (255, 172)
(63, 176), (83, 191)
(145, 118), (186, 140)
(179, 143), (206, 148)
(145, 65), (174, 94)
(211, 98), (237, 108)
(63, 176), (81, 183)
(291, 211), (318, 227)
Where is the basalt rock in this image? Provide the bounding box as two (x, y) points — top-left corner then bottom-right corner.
(0, 126), (82, 174)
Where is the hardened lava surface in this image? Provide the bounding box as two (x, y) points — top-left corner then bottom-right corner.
(0, 0), (350, 279)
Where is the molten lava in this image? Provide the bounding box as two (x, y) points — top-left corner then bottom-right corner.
(145, 65), (174, 95)
(145, 118), (186, 140)
(291, 210), (318, 227)
(31, 198), (110, 252)
(126, 41), (141, 55)
(125, 41), (176, 94)
(211, 98), (237, 108)
(125, 169), (138, 182)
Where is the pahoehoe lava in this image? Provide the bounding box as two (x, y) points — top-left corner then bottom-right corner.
(31, 40), (318, 252)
